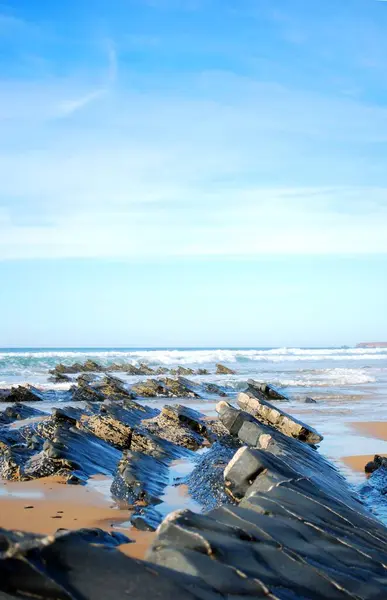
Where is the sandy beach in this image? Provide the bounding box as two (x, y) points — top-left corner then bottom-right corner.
(338, 421), (387, 474)
(0, 476), (155, 559)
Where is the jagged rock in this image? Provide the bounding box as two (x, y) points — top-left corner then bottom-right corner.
(131, 377), (201, 399)
(216, 401), (354, 506)
(70, 383), (106, 402)
(50, 362), (85, 375)
(204, 383), (228, 397)
(161, 405), (207, 433)
(0, 408), (122, 482)
(99, 398), (158, 427)
(83, 360), (103, 372)
(247, 379), (289, 401)
(163, 377), (201, 398)
(155, 366), (170, 375)
(138, 362), (155, 375)
(197, 368), (209, 375)
(77, 373), (97, 386)
(305, 396), (317, 404)
(146, 415), (387, 600)
(237, 388), (323, 444)
(143, 412), (206, 451)
(48, 372), (71, 383)
(365, 454), (387, 474)
(131, 378), (166, 397)
(1, 385), (44, 403)
(216, 363), (236, 375)
(170, 366), (195, 376)
(78, 414), (132, 449)
(0, 403), (45, 426)
(0, 527), (204, 600)
(94, 374), (135, 398)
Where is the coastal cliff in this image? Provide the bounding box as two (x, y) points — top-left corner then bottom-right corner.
(357, 342), (387, 348)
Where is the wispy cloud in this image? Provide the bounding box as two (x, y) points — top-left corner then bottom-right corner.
(57, 39), (118, 116)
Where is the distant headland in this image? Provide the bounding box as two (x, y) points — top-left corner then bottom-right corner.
(356, 342), (387, 348)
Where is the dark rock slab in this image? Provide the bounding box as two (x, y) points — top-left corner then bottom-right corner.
(48, 371), (72, 383)
(0, 403), (45, 426)
(203, 382), (228, 397)
(238, 388), (323, 444)
(100, 398), (158, 427)
(142, 403), (217, 451)
(71, 382), (106, 402)
(93, 374), (137, 398)
(131, 378), (167, 397)
(147, 441), (387, 599)
(364, 454), (387, 474)
(170, 366), (196, 376)
(161, 404), (210, 437)
(217, 402), (358, 507)
(0, 385), (44, 403)
(247, 379), (290, 401)
(79, 413), (132, 449)
(0, 527), (209, 600)
(3, 409), (122, 482)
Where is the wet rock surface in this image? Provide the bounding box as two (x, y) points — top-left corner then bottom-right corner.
(146, 408), (387, 598)
(238, 385), (323, 444)
(0, 385), (45, 403)
(2, 375), (387, 598)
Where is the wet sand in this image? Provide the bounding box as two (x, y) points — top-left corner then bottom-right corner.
(0, 476), (155, 559)
(340, 421), (387, 474)
(340, 454), (387, 473)
(350, 421), (387, 442)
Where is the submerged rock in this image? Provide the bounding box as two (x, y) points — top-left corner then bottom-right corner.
(216, 363), (236, 375)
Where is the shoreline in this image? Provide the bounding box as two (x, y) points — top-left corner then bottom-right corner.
(0, 476), (155, 559)
(1, 418), (386, 557)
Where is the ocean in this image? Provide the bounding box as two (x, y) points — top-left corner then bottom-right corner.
(1, 346), (387, 521)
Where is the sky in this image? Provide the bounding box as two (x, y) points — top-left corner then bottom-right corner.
(0, 0), (386, 347)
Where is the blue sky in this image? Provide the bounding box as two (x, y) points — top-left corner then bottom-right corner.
(0, 0), (386, 346)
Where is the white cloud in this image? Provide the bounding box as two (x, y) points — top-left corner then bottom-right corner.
(1, 69), (387, 260)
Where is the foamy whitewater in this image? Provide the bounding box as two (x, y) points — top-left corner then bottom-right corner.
(0, 346), (386, 392)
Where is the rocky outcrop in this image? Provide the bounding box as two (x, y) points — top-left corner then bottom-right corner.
(216, 363), (236, 375)
(2, 378), (387, 598)
(365, 454), (387, 474)
(248, 379), (290, 401)
(237, 387), (323, 444)
(145, 403), (387, 599)
(0, 385), (44, 403)
(0, 403), (45, 426)
(131, 377), (201, 399)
